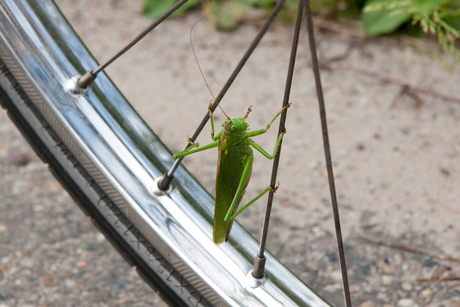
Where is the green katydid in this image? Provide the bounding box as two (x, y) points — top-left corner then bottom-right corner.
(173, 102), (290, 245)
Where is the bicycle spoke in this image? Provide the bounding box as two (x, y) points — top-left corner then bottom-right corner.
(253, 0), (303, 279)
(158, 0), (287, 191)
(77, 0), (189, 88)
(303, 0), (352, 305)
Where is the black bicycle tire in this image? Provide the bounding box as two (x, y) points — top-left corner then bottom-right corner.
(0, 0), (330, 306)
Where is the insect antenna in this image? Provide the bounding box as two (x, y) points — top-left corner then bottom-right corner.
(190, 16), (230, 120)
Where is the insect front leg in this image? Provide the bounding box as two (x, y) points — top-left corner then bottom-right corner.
(208, 102), (224, 141)
(247, 130), (285, 160)
(173, 140), (219, 159)
(183, 141), (200, 153)
(247, 103), (291, 138)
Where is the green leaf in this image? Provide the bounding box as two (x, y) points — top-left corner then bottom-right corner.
(214, 0), (249, 31)
(142, 0), (201, 20)
(411, 0), (450, 16)
(443, 15), (460, 32)
(256, 0), (277, 10)
(361, 0), (412, 36)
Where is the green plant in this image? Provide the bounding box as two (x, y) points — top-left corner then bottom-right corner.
(142, 0), (201, 20)
(362, 0), (460, 64)
(142, 0), (460, 63)
(142, 0), (364, 31)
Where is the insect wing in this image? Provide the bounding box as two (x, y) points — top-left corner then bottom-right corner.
(213, 142), (251, 244)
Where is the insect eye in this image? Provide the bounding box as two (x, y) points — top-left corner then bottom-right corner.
(231, 126), (235, 129)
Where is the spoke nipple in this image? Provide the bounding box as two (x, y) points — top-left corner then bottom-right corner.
(245, 269), (268, 289)
(66, 75), (91, 95)
(252, 255), (266, 279)
(152, 175), (174, 195)
(77, 70), (97, 89)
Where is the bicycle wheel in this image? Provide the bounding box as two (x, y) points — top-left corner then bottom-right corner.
(0, 0), (330, 305)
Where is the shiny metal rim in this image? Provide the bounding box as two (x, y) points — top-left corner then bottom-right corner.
(0, 0), (330, 306)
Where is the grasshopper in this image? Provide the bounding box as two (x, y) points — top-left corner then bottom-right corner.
(173, 102), (289, 244)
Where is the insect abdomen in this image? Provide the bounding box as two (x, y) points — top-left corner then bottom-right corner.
(213, 144), (251, 244)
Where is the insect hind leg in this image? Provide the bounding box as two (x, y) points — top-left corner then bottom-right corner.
(224, 184), (279, 221)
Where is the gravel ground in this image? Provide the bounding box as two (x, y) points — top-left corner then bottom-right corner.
(1, 0), (460, 306)
(0, 116), (167, 304)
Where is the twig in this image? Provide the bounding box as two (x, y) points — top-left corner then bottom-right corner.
(416, 277), (460, 284)
(313, 17), (435, 51)
(390, 84), (423, 109)
(357, 234), (460, 264)
(316, 40), (372, 70)
(355, 69), (460, 105)
(315, 18), (365, 39)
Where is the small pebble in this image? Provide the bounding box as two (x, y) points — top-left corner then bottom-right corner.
(324, 284), (343, 292)
(331, 270), (342, 281)
(376, 292), (388, 301)
(397, 298), (414, 307)
(349, 284), (361, 293)
(118, 297), (132, 304)
(393, 254), (403, 265)
(410, 264), (421, 272)
(65, 279), (76, 288)
(11, 152), (30, 167)
(359, 264), (370, 275)
(382, 275), (394, 285)
(440, 167), (450, 176)
(0, 264), (12, 271)
(312, 226), (321, 234)
(420, 288), (432, 298)
(401, 283), (412, 291)
(422, 258), (437, 267)
(282, 200), (292, 207)
(42, 274), (57, 287)
(378, 259), (392, 273)
(360, 210), (376, 223)
(33, 205), (44, 212)
(309, 160), (320, 169)
(326, 252), (337, 262)
(359, 301), (375, 307)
